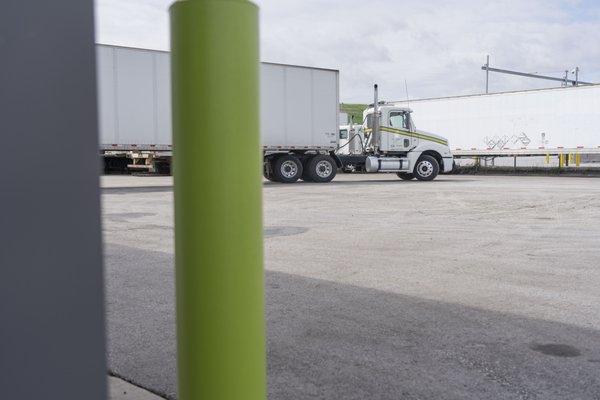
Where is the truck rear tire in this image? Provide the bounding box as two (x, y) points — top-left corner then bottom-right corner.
(273, 154), (303, 183)
(413, 155), (439, 181)
(306, 154), (337, 183)
(301, 161), (313, 182)
(397, 172), (414, 180)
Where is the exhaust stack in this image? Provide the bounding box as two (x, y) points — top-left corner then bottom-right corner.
(372, 84), (380, 153)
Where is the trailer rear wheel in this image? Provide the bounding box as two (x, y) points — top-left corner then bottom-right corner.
(306, 155), (337, 183)
(273, 154), (303, 183)
(263, 159), (278, 182)
(413, 155), (439, 181)
(397, 172), (414, 180)
(263, 170), (278, 182)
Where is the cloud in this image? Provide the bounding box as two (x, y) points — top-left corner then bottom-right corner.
(95, 0), (600, 102)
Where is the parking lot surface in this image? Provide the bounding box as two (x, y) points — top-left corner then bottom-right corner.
(103, 174), (600, 399)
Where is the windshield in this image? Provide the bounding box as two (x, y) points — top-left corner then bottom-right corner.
(389, 112), (407, 129)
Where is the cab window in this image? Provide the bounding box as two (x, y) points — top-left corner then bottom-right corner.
(365, 113), (380, 130)
(389, 112), (408, 129)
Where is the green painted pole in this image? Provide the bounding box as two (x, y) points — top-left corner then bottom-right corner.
(169, 1), (265, 399)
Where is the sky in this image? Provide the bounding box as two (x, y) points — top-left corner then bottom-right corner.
(95, 0), (600, 103)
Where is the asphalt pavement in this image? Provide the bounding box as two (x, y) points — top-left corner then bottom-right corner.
(103, 174), (600, 399)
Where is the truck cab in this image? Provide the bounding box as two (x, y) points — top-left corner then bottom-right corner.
(336, 96), (453, 181)
(361, 104), (453, 180)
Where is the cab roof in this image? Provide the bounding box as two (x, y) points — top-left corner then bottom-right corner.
(364, 104), (413, 114)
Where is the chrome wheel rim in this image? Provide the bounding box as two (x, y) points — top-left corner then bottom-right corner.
(417, 160), (433, 177)
(281, 160), (298, 178)
(315, 160), (332, 178)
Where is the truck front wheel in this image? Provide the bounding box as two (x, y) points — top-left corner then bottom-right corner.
(273, 154), (303, 183)
(413, 155), (439, 181)
(306, 155), (337, 183)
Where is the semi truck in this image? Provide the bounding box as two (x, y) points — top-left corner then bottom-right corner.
(97, 44), (452, 181)
(332, 87), (454, 181)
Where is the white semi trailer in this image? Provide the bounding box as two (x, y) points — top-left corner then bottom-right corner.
(97, 44), (340, 178)
(392, 84), (600, 151)
(97, 44), (452, 181)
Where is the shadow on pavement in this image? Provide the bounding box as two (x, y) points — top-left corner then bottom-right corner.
(104, 244), (600, 400)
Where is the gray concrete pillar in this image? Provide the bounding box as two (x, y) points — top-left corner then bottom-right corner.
(0, 1), (107, 399)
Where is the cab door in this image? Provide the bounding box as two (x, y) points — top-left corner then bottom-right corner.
(382, 111), (415, 152)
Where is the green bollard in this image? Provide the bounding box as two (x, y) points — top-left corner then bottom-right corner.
(169, 1), (265, 399)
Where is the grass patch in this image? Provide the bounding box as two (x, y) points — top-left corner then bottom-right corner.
(340, 103), (368, 124)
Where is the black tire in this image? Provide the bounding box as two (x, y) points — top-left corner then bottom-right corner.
(300, 157), (314, 181)
(413, 155), (439, 181)
(263, 159), (278, 182)
(263, 171), (278, 182)
(273, 154), (303, 183)
(397, 172), (415, 180)
(306, 154), (337, 183)
(301, 163), (313, 182)
(264, 174), (278, 182)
